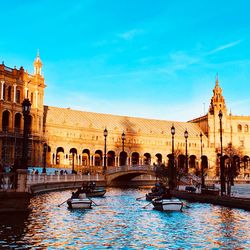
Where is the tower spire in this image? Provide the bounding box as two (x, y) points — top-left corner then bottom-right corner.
(33, 51), (42, 75)
(216, 73), (219, 86)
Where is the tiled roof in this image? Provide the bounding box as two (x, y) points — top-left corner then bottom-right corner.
(45, 106), (203, 138)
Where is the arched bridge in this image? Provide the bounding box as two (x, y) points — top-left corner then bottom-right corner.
(106, 165), (156, 185)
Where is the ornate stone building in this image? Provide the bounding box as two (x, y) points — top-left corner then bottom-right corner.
(0, 55), (249, 177)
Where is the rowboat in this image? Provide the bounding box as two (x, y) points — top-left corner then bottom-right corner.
(152, 198), (183, 211)
(67, 193), (92, 209)
(87, 187), (106, 197)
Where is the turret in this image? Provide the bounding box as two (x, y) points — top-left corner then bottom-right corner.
(209, 74), (227, 115)
(33, 50), (42, 75)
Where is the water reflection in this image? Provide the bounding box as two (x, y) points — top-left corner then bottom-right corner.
(0, 188), (249, 249)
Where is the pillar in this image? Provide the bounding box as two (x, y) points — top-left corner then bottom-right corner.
(13, 84), (17, 103)
(1, 80), (4, 100)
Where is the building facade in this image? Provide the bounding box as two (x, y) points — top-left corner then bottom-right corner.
(0, 56), (249, 177)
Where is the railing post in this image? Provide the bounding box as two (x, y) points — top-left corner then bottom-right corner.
(16, 169), (29, 192)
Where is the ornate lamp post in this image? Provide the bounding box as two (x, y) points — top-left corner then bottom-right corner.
(121, 131), (126, 165)
(184, 129), (188, 173)
(72, 152), (75, 174)
(218, 110), (225, 195)
(169, 124), (175, 189)
(103, 128), (108, 174)
(21, 98), (31, 169)
(42, 143), (47, 173)
(200, 132), (205, 188)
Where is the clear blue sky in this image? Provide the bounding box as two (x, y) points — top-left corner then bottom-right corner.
(1, 0), (250, 121)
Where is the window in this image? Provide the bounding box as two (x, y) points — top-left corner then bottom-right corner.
(244, 125), (249, 133)
(238, 124), (242, 132)
(31, 93), (33, 103)
(16, 90), (20, 103)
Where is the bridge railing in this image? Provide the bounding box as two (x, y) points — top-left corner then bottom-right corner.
(27, 173), (105, 185)
(106, 165), (154, 174)
(0, 173), (17, 191)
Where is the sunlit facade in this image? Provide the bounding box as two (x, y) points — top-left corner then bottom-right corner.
(0, 55), (250, 178)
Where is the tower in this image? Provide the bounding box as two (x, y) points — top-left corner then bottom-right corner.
(209, 74), (227, 115)
(208, 74), (228, 149)
(33, 50), (42, 75)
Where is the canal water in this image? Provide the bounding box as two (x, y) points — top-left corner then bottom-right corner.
(0, 187), (250, 249)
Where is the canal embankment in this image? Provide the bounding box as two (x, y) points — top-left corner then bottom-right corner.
(173, 190), (250, 211)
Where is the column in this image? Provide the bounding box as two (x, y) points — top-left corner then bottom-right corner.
(13, 84), (17, 103)
(25, 86), (28, 98)
(1, 80), (4, 100)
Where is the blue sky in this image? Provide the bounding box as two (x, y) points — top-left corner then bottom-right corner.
(1, 0), (250, 121)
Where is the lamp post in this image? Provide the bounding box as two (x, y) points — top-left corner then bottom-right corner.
(121, 131), (126, 165)
(21, 98), (31, 169)
(170, 124), (175, 189)
(218, 110), (225, 195)
(72, 152), (75, 174)
(184, 129), (188, 173)
(103, 128), (108, 174)
(42, 143), (47, 174)
(200, 132), (205, 188)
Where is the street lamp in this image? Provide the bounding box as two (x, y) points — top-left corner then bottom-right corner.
(184, 129), (188, 173)
(42, 143), (47, 174)
(21, 98), (31, 169)
(103, 128), (108, 174)
(72, 152), (75, 174)
(169, 124), (175, 189)
(200, 132), (205, 188)
(121, 131), (126, 165)
(218, 110), (225, 195)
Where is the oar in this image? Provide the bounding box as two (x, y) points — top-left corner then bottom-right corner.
(183, 202), (191, 208)
(136, 195), (145, 201)
(58, 200), (68, 207)
(87, 197), (99, 206)
(143, 202), (152, 209)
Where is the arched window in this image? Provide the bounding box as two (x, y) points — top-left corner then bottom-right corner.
(143, 153), (151, 165)
(131, 152), (139, 165)
(94, 150), (102, 166)
(119, 151), (127, 166)
(107, 151), (115, 167)
(82, 149), (90, 166)
(244, 125), (248, 133)
(31, 92), (33, 103)
(3, 83), (6, 100)
(14, 113), (22, 132)
(238, 124), (242, 132)
(16, 90), (21, 103)
(56, 147), (64, 165)
(2, 110), (10, 131)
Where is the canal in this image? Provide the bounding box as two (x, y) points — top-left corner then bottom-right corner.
(0, 187), (250, 249)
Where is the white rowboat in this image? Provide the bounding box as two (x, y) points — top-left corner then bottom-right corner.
(152, 198), (183, 211)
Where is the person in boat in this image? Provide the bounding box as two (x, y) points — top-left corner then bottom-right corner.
(71, 191), (78, 199)
(161, 188), (172, 199)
